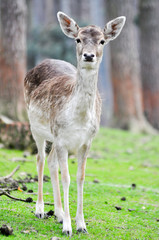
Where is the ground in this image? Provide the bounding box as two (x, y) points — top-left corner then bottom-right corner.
(0, 128), (159, 239)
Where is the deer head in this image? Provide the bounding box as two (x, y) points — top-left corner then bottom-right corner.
(57, 12), (126, 70)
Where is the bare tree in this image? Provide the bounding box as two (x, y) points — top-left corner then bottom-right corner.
(0, 0), (27, 120)
(106, 0), (155, 133)
(139, 0), (159, 129)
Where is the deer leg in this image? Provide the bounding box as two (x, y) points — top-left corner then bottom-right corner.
(33, 134), (45, 219)
(76, 144), (90, 233)
(47, 146), (64, 223)
(56, 146), (72, 236)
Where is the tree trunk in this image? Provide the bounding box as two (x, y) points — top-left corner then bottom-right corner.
(0, 0), (27, 120)
(106, 0), (156, 133)
(139, 0), (159, 129)
(0, 116), (34, 151)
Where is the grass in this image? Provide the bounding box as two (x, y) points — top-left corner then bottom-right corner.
(0, 128), (159, 239)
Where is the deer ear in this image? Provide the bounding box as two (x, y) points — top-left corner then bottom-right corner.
(104, 16), (126, 42)
(57, 11), (79, 38)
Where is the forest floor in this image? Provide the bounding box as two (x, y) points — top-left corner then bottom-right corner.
(0, 128), (159, 240)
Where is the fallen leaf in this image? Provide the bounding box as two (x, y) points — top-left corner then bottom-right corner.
(0, 224), (13, 236)
(128, 208), (135, 212)
(131, 183), (136, 189)
(21, 230), (30, 234)
(18, 186), (23, 192)
(115, 206), (122, 210)
(93, 179), (100, 183)
(25, 197), (33, 202)
(121, 197), (126, 201)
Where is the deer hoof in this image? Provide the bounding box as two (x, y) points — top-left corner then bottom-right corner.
(77, 228), (88, 233)
(35, 213), (44, 219)
(62, 230), (72, 237)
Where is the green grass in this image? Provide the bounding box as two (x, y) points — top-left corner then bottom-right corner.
(0, 128), (159, 239)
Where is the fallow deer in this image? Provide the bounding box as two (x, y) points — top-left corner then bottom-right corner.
(24, 11), (126, 236)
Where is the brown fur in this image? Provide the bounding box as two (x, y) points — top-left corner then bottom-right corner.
(24, 59), (101, 125)
(79, 26), (104, 43)
(24, 59), (76, 102)
(24, 60), (101, 128)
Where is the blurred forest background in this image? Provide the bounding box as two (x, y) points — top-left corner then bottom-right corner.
(0, 0), (159, 133)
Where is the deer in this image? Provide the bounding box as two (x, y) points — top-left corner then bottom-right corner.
(24, 11), (126, 236)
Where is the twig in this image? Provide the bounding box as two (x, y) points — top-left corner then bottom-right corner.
(0, 187), (18, 192)
(0, 191), (54, 205)
(0, 165), (20, 181)
(10, 157), (33, 162)
(0, 191), (27, 202)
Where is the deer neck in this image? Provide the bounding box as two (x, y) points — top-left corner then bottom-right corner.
(74, 66), (99, 117)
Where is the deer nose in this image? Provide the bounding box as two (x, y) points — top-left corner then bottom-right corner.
(83, 53), (95, 62)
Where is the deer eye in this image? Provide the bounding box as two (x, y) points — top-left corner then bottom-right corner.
(76, 38), (81, 43)
(100, 40), (105, 45)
